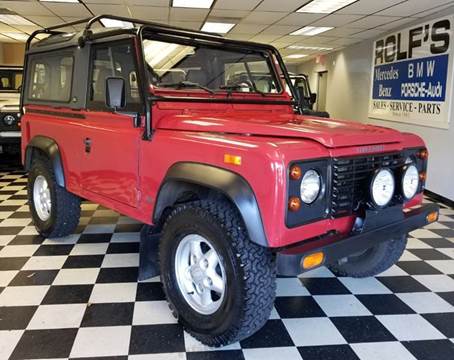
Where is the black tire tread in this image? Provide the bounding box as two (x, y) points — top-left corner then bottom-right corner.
(329, 235), (407, 278)
(160, 200), (276, 347)
(28, 154), (81, 238)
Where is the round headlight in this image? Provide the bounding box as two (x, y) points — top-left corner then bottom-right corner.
(300, 169), (321, 204)
(402, 164), (419, 200)
(3, 114), (16, 126)
(371, 168), (395, 207)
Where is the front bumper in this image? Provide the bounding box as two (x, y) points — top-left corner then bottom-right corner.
(276, 204), (439, 276)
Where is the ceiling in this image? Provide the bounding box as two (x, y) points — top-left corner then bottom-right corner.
(0, 0), (453, 63)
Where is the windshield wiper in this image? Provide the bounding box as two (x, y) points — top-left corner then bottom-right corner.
(219, 84), (266, 97)
(159, 81), (215, 94)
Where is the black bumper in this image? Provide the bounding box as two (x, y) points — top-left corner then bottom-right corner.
(277, 204), (439, 276)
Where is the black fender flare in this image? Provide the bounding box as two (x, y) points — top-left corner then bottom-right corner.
(24, 136), (65, 187)
(154, 162), (269, 247)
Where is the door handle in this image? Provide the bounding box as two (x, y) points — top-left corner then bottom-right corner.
(84, 137), (92, 153)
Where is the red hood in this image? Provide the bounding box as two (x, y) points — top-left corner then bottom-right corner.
(157, 112), (403, 148)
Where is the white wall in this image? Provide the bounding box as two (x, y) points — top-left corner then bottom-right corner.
(298, 8), (454, 201)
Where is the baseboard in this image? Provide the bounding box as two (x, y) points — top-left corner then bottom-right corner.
(424, 190), (454, 209)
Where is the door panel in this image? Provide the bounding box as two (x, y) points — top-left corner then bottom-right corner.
(79, 112), (141, 206)
(79, 40), (142, 208)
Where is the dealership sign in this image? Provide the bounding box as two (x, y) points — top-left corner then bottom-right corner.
(369, 16), (453, 129)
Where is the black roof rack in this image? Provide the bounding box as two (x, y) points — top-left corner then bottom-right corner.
(25, 14), (224, 52)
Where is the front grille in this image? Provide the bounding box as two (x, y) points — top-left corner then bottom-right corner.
(331, 152), (406, 217)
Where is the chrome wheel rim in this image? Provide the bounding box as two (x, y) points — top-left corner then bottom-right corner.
(174, 234), (226, 315)
(33, 175), (51, 221)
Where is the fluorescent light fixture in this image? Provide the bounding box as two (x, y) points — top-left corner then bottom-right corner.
(290, 26), (333, 36)
(0, 14), (34, 26)
(172, 0), (214, 8)
(39, 0), (80, 3)
(201, 22), (235, 34)
(297, 0), (358, 14)
(2, 32), (29, 41)
(288, 45), (333, 51)
(286, 54), (307, 59)
(100, 18), (133, 28)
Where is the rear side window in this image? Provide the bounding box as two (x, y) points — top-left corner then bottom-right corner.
(27, 54), (74, 102)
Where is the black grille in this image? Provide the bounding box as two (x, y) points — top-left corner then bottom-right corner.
(331, 152), (406, 217)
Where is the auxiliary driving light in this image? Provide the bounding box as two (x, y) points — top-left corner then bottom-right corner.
(371, 168), (395, 207)
(402, 164), (419, 200)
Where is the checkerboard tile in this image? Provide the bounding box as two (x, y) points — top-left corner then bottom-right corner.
(0, 170), (453, 359)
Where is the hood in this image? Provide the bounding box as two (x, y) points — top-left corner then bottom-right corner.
(157, 112), (403, 148)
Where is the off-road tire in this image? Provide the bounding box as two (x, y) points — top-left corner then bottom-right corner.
(159, 200), (276, 346)
(329, 235), (408, 278)
(28, 155), (81, 238)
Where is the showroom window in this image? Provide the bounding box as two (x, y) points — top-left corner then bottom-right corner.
(28, 54), (74, 102)
(89, 41), (141, 111)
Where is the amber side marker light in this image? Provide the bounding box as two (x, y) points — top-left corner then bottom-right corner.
(290, 165), (302, 180)
(224, 154), (242, 166)
(418, 149), (428, 159)
(426, 211), (439, 224)
(302, 252), (325, 270)
(288, 196), (301, 212)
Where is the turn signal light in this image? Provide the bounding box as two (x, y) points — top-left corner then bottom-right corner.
(290, 165), (302, 180)
(426, 211), (438, 223)
(302, 252), (325, 270)
(419, 172), (427, 181)
(288, 196), (301, 212)
(224, 154), (242, 166)
(417, 149), (428, 160)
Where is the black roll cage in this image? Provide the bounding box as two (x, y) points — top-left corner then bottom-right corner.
(21, 14), (301, 141)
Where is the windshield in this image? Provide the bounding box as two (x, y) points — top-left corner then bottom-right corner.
(142, 39), (281, 94)
(0, 69), (22, 92)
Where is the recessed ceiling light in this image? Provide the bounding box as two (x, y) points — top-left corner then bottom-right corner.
(288, 45), (333, 51)
(201, 22), (235, 34)
(172, 0), (214, 9)
(0, 14), (34, 26)
(40, 0), (79, 3)
(100, 19), (133, 28)
(297, 0), (358, 14)
(2, 32), (29, 41)
(286, 54), (307, 59)
(290, 26), (333, 36)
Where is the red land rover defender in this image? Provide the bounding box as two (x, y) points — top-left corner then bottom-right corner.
(21, 16), (439, 346)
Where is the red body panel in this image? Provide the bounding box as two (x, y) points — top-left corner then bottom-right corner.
(21, 100), (426, 248)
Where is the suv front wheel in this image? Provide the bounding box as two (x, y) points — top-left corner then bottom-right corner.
(28, 155), (81, 238)
(159, 200), (276, 346)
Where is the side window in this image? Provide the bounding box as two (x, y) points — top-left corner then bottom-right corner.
(28, 54), (74, 102)
(89, 41), (141, 111)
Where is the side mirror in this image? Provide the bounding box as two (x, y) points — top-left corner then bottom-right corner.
(106, 77), (125, 109)
(310, 93), (317, 104)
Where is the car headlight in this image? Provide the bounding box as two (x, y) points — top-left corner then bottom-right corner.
(3, 114), (16, 126)
(300, 169), (321, 204)
(371, 168), (395, 207)
(402, 164), (419, 200)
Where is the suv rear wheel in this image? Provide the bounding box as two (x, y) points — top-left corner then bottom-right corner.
(28, 155), (81, 238)
(159, 200), (276, 346)
(329, 235), (407, 278)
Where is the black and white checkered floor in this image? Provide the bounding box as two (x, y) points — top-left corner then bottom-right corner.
(0, 170), (454, 360)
